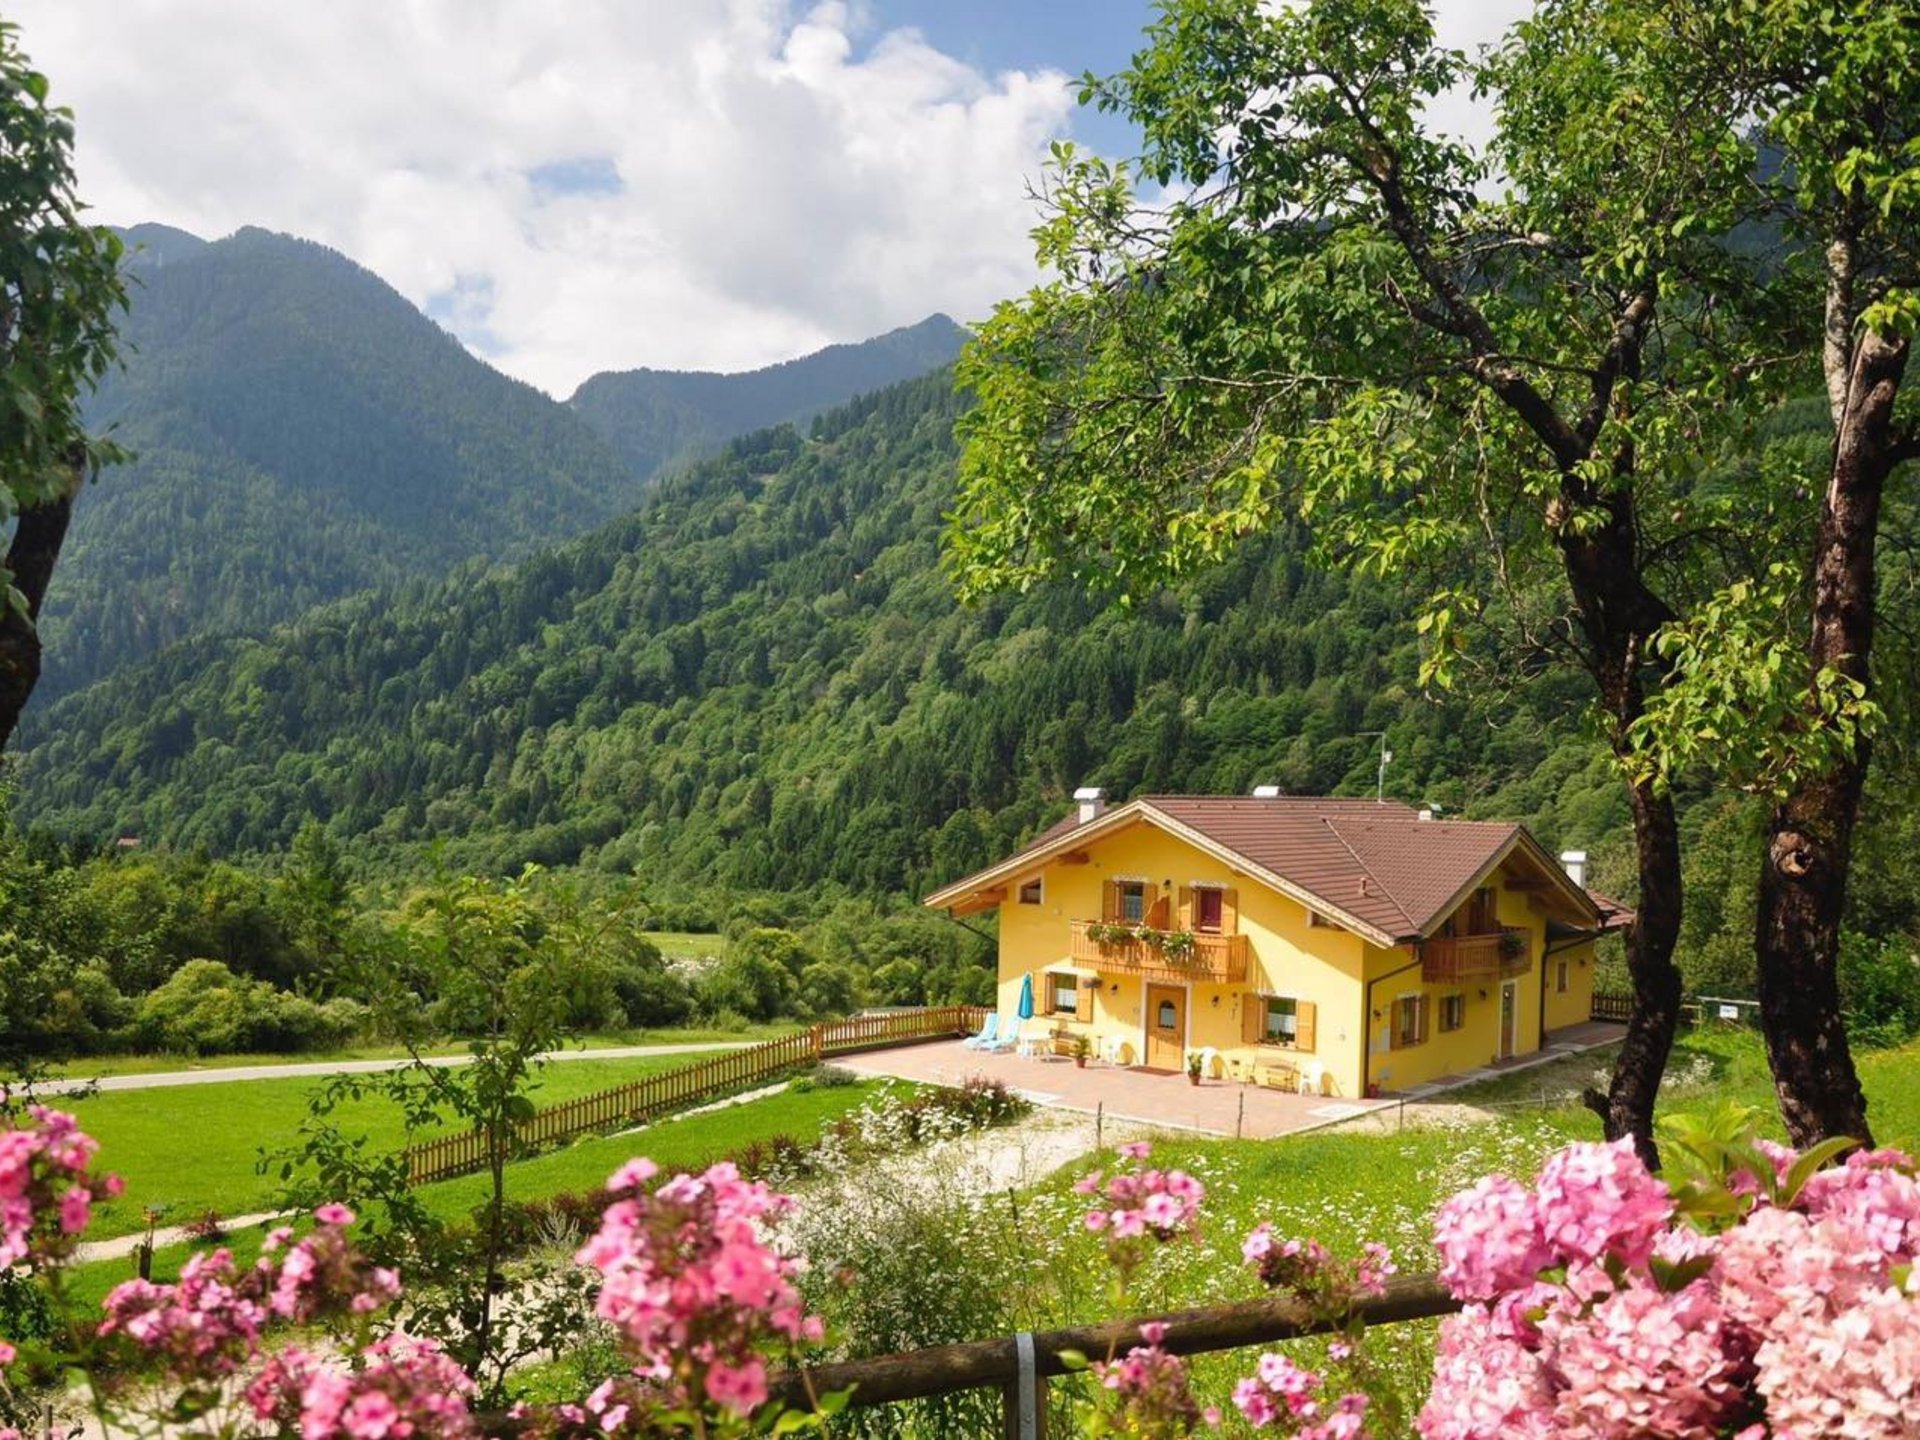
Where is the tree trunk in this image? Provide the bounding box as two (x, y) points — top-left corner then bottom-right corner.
(1583, 775), (1684, 1169)
(1752, 328), (1907, 1150)
(0, 461), (82, 752)
(1560, 494), (1686, 1169)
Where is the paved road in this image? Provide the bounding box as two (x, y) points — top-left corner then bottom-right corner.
(36, 1042), (759, 1095)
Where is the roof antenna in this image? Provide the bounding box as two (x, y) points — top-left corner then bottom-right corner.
(1357, 731), (1393, 804)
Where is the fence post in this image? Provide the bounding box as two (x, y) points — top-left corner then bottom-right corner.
(811, 1024), (824, 1062)
(1003, 1332), (1048, 1440)
(1095, 1102), (1103, 1153)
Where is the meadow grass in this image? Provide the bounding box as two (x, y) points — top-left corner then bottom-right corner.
(644, 930), (729, 963)
(67, 1051), (725, 1240)
(64, 1078), (903, 1312)
(411, 1078), (907, 1223)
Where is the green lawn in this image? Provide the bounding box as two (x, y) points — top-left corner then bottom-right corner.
(63, 1077), (902, 1313)
(67, 1051), (724, 1240)
(413, 1078), (903, 1223)
(645, 931), (729, 964)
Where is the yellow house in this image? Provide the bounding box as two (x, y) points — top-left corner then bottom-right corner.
(922, 792), (1629, 1098)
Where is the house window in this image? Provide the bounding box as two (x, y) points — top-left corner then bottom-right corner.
(1440, 993), (1466, 1032)
(1047, 973), (1078, 1015)
(1119, 881), (1148, 924)
(1556, 957), (1570, 994)
(1393, 994), (1430, 1049)
(1264, 997), (1297, 1045)
(1018, 877), (1043, 906)
(1195, 886), (1225, 933)
(1248, 996), (1316, 1051)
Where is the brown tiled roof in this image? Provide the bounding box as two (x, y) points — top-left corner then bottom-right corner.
(1584, 889), (1635, 933)
(927, 794), (1600, 943)
(1143, 797), (1525, 939)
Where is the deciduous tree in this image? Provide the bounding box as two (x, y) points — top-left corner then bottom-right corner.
(0, 21), (125, 749)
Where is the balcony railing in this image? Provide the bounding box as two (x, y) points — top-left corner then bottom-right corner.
(1421, 929), (1531, 984)
(1069, 920), (1250, 984)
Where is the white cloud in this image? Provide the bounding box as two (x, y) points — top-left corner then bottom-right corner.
(10, 0), (1076, 394)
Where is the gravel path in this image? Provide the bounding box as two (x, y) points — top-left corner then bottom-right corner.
(35, 1042), (755, 1095)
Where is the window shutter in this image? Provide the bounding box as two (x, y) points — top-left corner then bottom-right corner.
(1221, 887), (1239, 933)
(1177, 885), (1193, 929)
(1076, 982), (1094, 1022)
(1296, 1000), (1317, 1053)
(1242, 997), (1264, 1045)
(1148, 891), (1171, 928)
(1102, 880), (1119, 923)
(1417, 996), (1430, 1044)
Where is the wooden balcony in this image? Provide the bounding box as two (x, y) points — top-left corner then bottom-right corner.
(1068, 920), (1250, 984)
(1421, 930), (1531, 984)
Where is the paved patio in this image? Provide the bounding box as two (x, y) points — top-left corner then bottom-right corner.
(833, 1020), (1628, 1140)
(832, 1040), (1390, 1140)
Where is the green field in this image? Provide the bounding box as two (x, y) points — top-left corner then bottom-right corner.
(414, 1078), (902, 1222)
(645, 930), (729, 964)
(67, 1051), (724, 1240)
(63, 1077), (901, 1311)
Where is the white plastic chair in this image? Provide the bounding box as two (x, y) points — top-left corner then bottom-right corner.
(1297, 1060), (1324, 1096)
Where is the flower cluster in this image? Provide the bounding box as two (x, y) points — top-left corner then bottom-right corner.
(246, 1335), (476, 1439)
(0, 1105), (122, 1269)
(98, 1204), (405, 1392)
(1091, 1320), (1218, 1437)
(573, 1158), (823, 1427)
(1243, 1228), (1395, 1304)
(1077, 1142), (1205, 1284)
(1233, 1352), (1370, 1439)
(1422, 1136), (1920, 1439)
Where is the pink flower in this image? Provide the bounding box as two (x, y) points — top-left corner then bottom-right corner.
(705, 1357), (769, 1416)
(313, 1203), (355, 1227)
(1534, 1138), (1672, 1269)
(1432, 1174), (1552, 1301)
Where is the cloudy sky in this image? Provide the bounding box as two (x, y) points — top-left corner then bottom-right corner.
(13, 1), (1524, 397)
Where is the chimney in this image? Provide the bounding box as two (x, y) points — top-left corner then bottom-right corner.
(1073, 786), (1105, 825)
(1251, 784), (1282, 799)
(1560, 850), (1588, 887)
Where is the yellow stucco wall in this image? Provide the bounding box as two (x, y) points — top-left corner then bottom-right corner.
(1543, 937), (1599, 1032)
(990, 815), (1595, 1098)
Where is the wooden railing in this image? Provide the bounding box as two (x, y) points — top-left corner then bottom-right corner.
(1590, 990), (1634, 1024)
(1067, 921), (1250, 984)
(1419, 930), (1529, 984)
(403, 1005), (988, 1186)
(767, 1275), (1459, 1438)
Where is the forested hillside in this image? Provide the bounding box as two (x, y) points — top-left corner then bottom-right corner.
(43, 230), (967, 703)
(567, 313), (968, 480)
(44, 226), (644, 696)
(17, 371), (1632, 900)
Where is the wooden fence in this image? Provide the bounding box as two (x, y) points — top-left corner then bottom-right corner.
(1590, 990), (1633, 1024)
(404, 1005), (989, 1185)
(764, 1274), (1460, 1439)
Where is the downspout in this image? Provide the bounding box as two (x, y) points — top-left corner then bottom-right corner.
(1363, 945), (1426, 1097)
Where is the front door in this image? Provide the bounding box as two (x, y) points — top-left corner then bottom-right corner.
(1499, 981), (1518, 1060)
(1145, 984), (1185, 1070)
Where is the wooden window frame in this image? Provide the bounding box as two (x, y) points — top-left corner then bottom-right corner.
(1555, 957), (1571, 994)
(1046, 972), (1079, 1016)
(1245, 994), (1316, 1052)
(1392, 993), (1430, 1050)
(1017, 876), (1043, 906)
(1439, 993), (1466, 1032)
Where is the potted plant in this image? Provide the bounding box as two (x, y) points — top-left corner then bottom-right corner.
(1072, 1033), (1091, 1069)
(1186, 1051), (1204, 1086)
(1499, 930), (1527, 962)
(1162, 929), (1197, 962)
